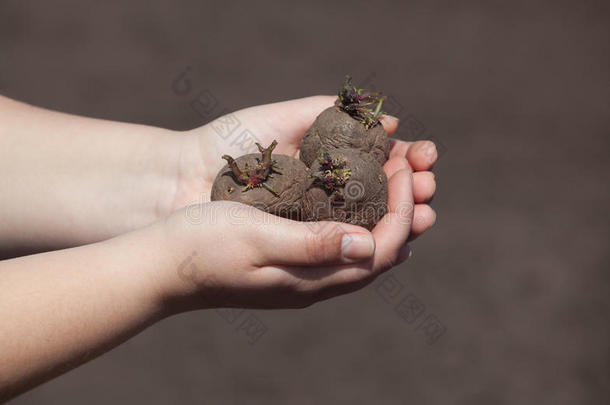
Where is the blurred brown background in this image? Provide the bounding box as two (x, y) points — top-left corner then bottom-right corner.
(2, 0), (609, 404)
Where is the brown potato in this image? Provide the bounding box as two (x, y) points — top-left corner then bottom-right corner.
(300, 106), (389, 167)
(211, 154), (311, 220)
(302, 148), (387, 230)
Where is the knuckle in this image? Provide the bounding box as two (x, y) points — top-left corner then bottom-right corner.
(303, 231), (332, 263)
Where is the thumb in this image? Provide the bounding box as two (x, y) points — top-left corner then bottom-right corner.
(256, 220), (375, 266)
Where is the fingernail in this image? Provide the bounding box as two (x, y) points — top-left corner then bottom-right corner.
(341, 233), (375, 263)
(383, 114), (400, 123)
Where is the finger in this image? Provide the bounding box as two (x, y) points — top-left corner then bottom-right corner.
(406, 140), (438, 171)
(390, 139), (439, 172)
(408, 204), (437, 241)
(413, 171), (436, 203)
(255, 219), (375, 267)
(282, 261), (372, 300)
(279, 241), (411, 305)
(383, 154), (409, 179)
(371, 167), (414, 272)
(379, 115), (399, 136)
(385, 155), (437, 205)
(388, 139), (412, 162)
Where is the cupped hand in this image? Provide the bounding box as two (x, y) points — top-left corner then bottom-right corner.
(171, 96), (437, 241)
(160, 200), (411, 310)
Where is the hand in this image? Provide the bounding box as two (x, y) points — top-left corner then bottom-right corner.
(158, 199), (410, 310)
(170, 96), (437, 240)
(158, 91), (438, 309)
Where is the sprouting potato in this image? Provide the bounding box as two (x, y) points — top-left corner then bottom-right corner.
(211, 76), (390, 229)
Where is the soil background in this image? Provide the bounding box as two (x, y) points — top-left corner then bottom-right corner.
(2, 1), (609, 404)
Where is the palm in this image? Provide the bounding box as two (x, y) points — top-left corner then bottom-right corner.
(205, 96), (326, 167)
(176, 96), (334, 206)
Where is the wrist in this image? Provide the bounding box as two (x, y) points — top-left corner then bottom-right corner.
(103, 218), (185, 318)
(160, 127), (218, 213)
(108, 128), (215, 315)
(134, 127), (185, 222)
(134, 208), (212, 315)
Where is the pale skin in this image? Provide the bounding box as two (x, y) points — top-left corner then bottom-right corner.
(0, 95), (437, 400)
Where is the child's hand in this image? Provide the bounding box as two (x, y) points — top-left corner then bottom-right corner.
(156, 179), (414, 310)
(168, 96), (437, 242)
